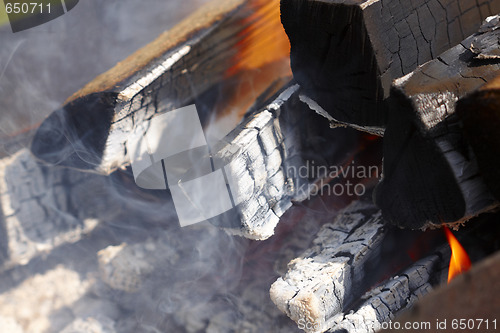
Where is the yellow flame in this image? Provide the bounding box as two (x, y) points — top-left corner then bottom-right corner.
(444, 226), (471, 283)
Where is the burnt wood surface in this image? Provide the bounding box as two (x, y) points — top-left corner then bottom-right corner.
(376, 17), (500, 229)
(270, 200), (387, 332)
(457, 72), (500, 201)
(203, 84), (359, 239)
(280, 0), (499, 127)
(31, 0), (248, 173)
(270, 199), (450, 333)
(0, 149), (313, 332)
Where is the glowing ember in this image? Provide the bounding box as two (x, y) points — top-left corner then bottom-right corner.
(444, 226), (471, 283)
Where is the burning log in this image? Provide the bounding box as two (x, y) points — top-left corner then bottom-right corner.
(457, 71), (500, 201)
(203, 87), (299, 239)
(280, 0), (499, 128)
(270, 200), (451, 333)
(31, 0), (247, 173)
(376, 16), (500, 229)
(270, 199), (387, 332)
(0, 149), (121, 269)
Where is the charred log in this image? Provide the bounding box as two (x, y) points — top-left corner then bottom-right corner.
(270, 199), (451, 333)
(203, 84), (359, 239)
(376, 16), (500, 229)
(327, 252), (447, 333)
(381, 250), (500, 333)
(280, 0), (499, 128)
(457, 72), (500, 201)
(270, 199), (387, 332)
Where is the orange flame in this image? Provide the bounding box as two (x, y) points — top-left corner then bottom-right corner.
(227, 0), (290, 76)
(444, 226), (471, 283)
(213, 0), (291, 126)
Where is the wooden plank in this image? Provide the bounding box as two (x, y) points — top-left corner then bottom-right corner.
(280, 0), (498, 127)
(31, 0), (248, 173)
(375, 16), (500, 229)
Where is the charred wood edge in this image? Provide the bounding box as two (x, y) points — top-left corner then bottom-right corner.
(0, 84), (329, 269)
(270, 199), (388, 332)
(0, 149), (122, 270)
(31, 0), (250, 174)
(281, 0), (499, 127)
(375, 16), (500, 230)
(457, 71), (500, 201)
(380, 250), (500, 333)
(207, 84), (336, 240)
(326, 247), (449, 333)
(298, 93), (386, 136)
(270, 200), (450, 333)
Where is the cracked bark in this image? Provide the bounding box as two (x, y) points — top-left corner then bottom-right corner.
(206, 84), (359, 239)
(26, 0), (332, 240)
(327, 250), (448, 333)
(270, 199), (388, 332)
(376, 16), (500, 229)
(280, 0), (499, 128)
(270, 199), (450, 333)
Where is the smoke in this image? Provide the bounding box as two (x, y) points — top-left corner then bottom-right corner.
(0, 0), (211, 156)
(0, 1), (351, 332)
(0, 1), (262, 331)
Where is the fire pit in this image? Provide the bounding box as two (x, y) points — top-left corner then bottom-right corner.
(0, 0), (499, 332)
